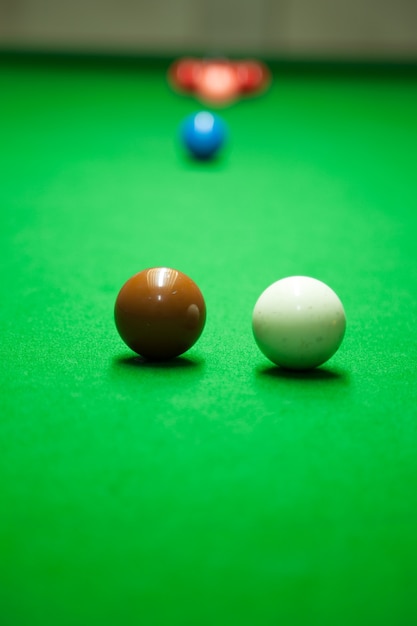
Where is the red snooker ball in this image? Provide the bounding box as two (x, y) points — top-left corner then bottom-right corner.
(195, 61), (240, 106)
(169, 57), (201, 92)
(235, 60), (271, 95)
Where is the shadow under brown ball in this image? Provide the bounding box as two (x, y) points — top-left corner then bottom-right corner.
(114, 267), (206, 360)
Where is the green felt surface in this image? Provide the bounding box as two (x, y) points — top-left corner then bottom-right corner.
(1, 55), (417, 626)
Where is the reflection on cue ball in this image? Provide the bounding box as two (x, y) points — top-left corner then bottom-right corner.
(114, 267), (206, 360)
(252, 276), (346, 370)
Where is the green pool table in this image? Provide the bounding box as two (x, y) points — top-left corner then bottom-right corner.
(1, 53), (417, 626)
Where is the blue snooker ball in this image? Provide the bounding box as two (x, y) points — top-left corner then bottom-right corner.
(181, 111), (227, 160)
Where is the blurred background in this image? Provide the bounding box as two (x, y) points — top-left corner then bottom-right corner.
(0, 0), (417, 59)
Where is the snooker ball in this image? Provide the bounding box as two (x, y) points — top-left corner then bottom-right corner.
(195, 62), (240, 105)
(169, 57), (201, 92)
(181, 111), (227, 160)
(114, 267), (206, 360)
(235, 60), (271, 95)
(252, 276), (346, 370)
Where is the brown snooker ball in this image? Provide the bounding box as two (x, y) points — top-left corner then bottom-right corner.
(114, 267), (206, 360)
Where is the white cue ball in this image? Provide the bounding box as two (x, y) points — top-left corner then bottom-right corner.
(252, 276), (346, 370)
